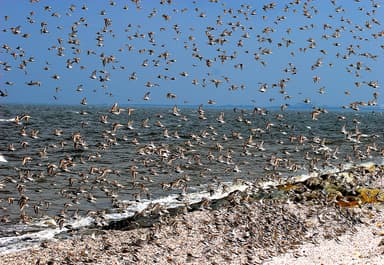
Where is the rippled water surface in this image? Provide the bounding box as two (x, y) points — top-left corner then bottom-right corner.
(0, 104), (383, 247)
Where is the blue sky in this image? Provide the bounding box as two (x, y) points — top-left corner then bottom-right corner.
(0, 0), (383, 108)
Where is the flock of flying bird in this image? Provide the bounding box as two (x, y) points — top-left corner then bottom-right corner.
(0, 0), (383, 230)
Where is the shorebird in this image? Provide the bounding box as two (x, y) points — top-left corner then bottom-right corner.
(217, 112), (225, 123)
(143, 92), (151, 101)
(7, 143), (16, 151)
(110, 102), (123, 114)
(127, 107), (136, 116)
(311, 109), (321, 120)
(30, 129), (39, 139)
(172, 105), (181, 116)
(53, 128), (63, 136)
(167, 92), (176, 99)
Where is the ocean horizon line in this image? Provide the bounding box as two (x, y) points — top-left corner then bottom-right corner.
(1, 102), (383, 112)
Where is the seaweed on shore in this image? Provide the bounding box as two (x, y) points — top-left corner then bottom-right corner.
(276, 165), (384, 207)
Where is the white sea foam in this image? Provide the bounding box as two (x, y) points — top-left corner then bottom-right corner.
(105, 181), (251, 221)
(0, 228), (59, 255)
(0, 118), (14, 122)
(0, 153), (7, 163)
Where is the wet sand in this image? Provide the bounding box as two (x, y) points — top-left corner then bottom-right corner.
(1, 167), (384, 265)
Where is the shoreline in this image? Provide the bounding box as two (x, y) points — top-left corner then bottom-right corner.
(1, 198), (383, 264)
(1, 165), (384, 264)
